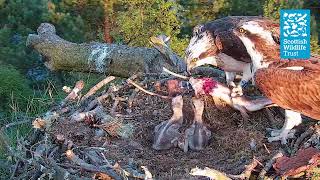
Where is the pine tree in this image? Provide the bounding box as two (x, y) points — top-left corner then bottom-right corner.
(0, 0), (49, 71)
(177, 0), (264, 37)
(263, 0), (319, 53)
(112, 0), (188, 56)
(263, 0), (303, 20)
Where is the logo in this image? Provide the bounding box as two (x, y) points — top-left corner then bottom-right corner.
(280, 9), (310, 59)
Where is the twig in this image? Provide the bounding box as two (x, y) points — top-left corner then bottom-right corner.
(304, 125), (320, 148)
(9, 160), (21, 180)
(127, 79), (171, 99)
(48, 146), (59, 159)
(263, 143), (271, 154)
(84, 86), (115, 111)
(65, 150), (120, 179)
(265, 104), (279, 108)
(149, 35), (187, 72)
(110, 97), (121, 116)
(258, 151), (284, 180)
(292, 127), (315, 155)
(128, 73), (143, 81)
(84, 150), (105, 166)
(60, 80), (85, 107)
(0, 120), (30, 162)
(228, 158), (260, 179)
(70, 105), (106, 122)
(162, 67), (189, 79)
(1, 119), (30, 131)
(81, 76), (115, 101)
(128, 88), (138, 110)
(48, 158), (92, 180)
(99, 152), (112, 167)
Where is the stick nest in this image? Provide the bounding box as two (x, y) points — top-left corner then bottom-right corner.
(4, 74), (320, 180)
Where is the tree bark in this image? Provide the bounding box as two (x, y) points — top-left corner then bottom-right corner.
(26, 23), (186, 78)
(103, 15), (113, 43)
(103, 0), (113, 43)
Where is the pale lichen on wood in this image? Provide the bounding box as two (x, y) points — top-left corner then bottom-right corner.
(88, 44), (113, 73)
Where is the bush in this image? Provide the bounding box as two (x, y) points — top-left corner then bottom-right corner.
(0, 64), (33, 114)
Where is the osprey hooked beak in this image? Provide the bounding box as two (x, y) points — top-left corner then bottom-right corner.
(186, 56), (220, 73)
(187, 57), (200, 72)
(185, 27), (220, 73)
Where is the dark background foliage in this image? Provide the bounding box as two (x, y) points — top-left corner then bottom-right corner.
(0, 0), (319, 177)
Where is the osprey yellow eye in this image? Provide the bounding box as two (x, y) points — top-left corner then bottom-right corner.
(239, 28), (245, 33)
(191, 58), (197, 63)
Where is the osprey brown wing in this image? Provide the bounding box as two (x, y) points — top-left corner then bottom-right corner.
(255, 61), (320, 120)
(204, 16), (267, 63)
(215, 30), (252, 63)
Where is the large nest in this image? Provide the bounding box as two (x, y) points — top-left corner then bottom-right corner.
(4, 75), (320, 180)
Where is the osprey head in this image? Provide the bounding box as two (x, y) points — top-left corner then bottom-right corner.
(233, 20), (279, 63)
(233, 20), (277, 47)
(185, 24), (220, 72)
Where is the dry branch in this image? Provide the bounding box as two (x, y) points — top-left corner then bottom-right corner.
(304, 125), (320, 148)
(258, 151), (284, 179)
(141, 166), (153, 180)
(27, 23), (185, 77)
(60, 80), (85, 106)
(84, 86), (116, 112)
(70, 105), (107, 122)
(127, 79), (171, 99)
(128, 88), (138, 112)
(65, 150), (121, 179)
(149, 35), (186, 72)
(162, 67), (189, 79)
(292, 127), (315, 155)
(48, 158), (92, 180)
(81, 76), (116, 101)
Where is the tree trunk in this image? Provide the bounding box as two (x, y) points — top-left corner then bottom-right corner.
(26, 23), (186, 78)
(103, 0), (113, 43)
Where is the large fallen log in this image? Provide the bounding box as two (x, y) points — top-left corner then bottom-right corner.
(26, 23), (187, 77)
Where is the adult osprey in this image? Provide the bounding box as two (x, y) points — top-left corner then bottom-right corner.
(254, 60), (320, 144)
(232, 19), (320, 144)
(185, 16), (279, 96)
